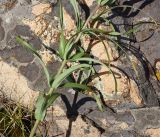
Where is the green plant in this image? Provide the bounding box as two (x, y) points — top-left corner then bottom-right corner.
(15, 0), (149, 136)
(0, 98), (34, 137)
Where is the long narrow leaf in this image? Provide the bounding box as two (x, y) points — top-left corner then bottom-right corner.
(70, 52), (84, 61)
(58, 0), (66, 59)
(81, 29), (118, 92)
(46, 92), (61, 108)
(69, 0), (80, 20)
(59, 0), (64, 29)
(100, 0), (109, 5)
(107, 37), (140, 78)
(93, 93), (104, 111)
(50, 64), (90, 91)
(77, 57), (118, 92)
(16, 36), (51, 87)
(35, 94), (47, 121)
(62, 82), (91, 90)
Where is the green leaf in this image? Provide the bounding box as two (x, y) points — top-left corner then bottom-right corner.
(77, 28), (118, 93)
(69, 0), (80, 17)
(107, 0), (116, 5)
(81, 30), (118, 93)
(62, 82), (91, 90)
(64, 39), (74, 59)
(123, 25), (140, 36)
(59, 0), (63, 29)
(83, 28), (106, 35)
(63, 31), (82, 59)
(16, 36), (40, 58)
(58, 0), (66, 59)
(83, 28), (121, 37)
(69, 0), (82, 30)
(100, 0), (109, 5)
(68, 46), (85, 59)
(108, 31), (121, 36)
(35, 94), (47, 121)
(99, 0), (115, 6)
(107, 37), (140, 78)
(70, 52), (84, 61)
(77, 57), (118, 92)
(16, 36), (51, 87)
(34, 93), (60, 121)
(46, 92), (61, 108)
(96, 0), (102, 5)
(93, 93), (104, 111)
(51, 64), (90, 90)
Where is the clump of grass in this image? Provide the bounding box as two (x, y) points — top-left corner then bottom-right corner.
(15, 0), (152, 136)
(0, 96), (34, 137)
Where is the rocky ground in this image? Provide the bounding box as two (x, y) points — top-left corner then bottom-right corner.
(0, 0), (160, 137)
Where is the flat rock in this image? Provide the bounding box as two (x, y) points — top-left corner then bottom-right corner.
(131, 107), (160, 131)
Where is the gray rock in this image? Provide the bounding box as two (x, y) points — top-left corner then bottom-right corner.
(116, 111), (135, 125)
(131, 107), (160, 131)
(47, 61), (61, 76)
(113, 0), (160, 107)
(31, 70), (49, 92)
(0, 18), (5, 41)
(6, 25), (32, 48)
(102, 130), (144, 137)
(11, 46), (34, 63)
(3, 25), (41, 63)
(110, 130), (141, 137)
(19, 62), (40, 82)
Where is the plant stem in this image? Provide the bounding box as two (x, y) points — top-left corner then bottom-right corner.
(56, 59), (67, 76)
(48, 59), (67, 95)
(83, 5), (100, 29)
(74, 5), (100, 44)
(29, 119), (40, 137)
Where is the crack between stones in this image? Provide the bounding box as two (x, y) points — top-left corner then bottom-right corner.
(81, 114), (105, 134)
